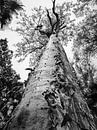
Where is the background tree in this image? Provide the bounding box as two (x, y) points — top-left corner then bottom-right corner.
(0, 39), (23, 129)
(73, 2), (97, 124)
(0, 0), (23, 129)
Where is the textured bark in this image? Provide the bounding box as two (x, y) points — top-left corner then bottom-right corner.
(5, 34), (96, 130)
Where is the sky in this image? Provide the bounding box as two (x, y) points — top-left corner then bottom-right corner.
(0, 0), (75, 81)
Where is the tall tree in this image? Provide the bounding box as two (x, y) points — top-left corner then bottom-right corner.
(0, 0), (22, 28)
(5, 0), (97, 130)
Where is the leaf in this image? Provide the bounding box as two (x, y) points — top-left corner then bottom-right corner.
(61, 113), (72, 127)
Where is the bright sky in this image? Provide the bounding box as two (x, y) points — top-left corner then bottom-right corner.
(0, 0), (75, 81)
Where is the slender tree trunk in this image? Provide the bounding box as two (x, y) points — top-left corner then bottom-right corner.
(5, 34), (96, 130)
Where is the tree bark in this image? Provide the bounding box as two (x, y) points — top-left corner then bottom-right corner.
(5, 34), (96, 130)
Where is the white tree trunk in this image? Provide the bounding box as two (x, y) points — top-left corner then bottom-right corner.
(5, 34), (96, 130)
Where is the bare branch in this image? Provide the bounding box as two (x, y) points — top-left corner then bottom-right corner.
(46, 9), (52, 27)
(52, 0), (59, 24)
(59, 21), (66, 29)
(59, 25), (67, 30)
(52, 0), (60, 33)
(29, 45), (44, 54)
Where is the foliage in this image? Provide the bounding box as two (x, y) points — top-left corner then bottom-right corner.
(0, 39), (23, 129)
(14, 0), (97, 67)
(72, 0), (97, 87)
(78, 0), (97, 4)
(0, 0), (22, 28)
(74, 10), (97, 55)
(0, 0), (23, 129)
(0, 39), (20, 90)
(72, 3), (97, 122)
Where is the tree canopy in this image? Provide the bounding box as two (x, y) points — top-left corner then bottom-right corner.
(15, 0), (76, 68)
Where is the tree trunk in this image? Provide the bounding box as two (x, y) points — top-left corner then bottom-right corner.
(5, 34), (96, 130)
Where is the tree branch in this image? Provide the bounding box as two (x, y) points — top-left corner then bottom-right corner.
(52, 0), (57, 17)
(29, 45), (44, 54)
(46, 9), (52, 27)
(51, 0), (60, 33)
(59, 25), (66, 30)
(59, 20), (67, 30)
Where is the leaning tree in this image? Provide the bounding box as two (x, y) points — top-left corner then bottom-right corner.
(5, 0), (97, 130)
